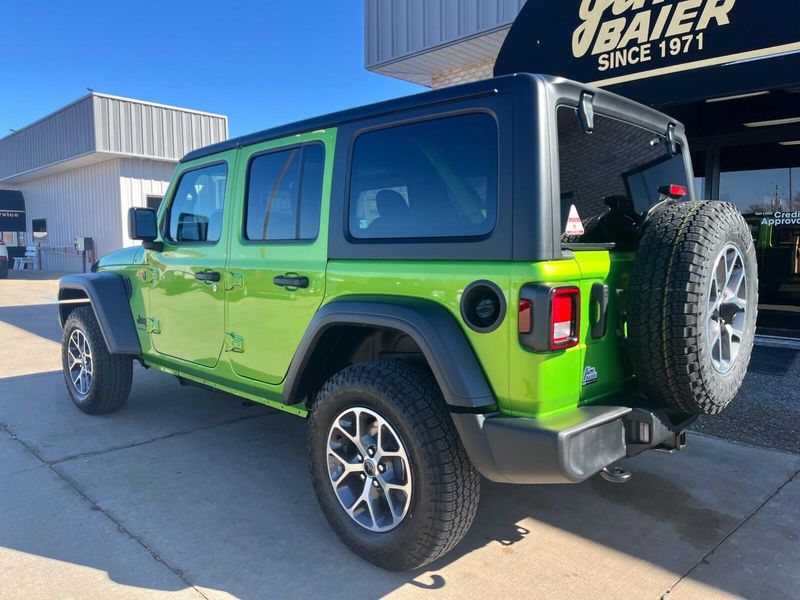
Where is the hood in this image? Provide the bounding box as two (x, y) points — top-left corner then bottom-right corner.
(96, 246), (144, 268)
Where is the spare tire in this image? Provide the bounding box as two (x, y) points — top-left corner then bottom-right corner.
(628, 201), (758, 415)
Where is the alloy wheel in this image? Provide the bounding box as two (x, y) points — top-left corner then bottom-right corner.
(706, 243), (748, 374)
(326, 407), (412, 532)
(67, 329), (94, 396)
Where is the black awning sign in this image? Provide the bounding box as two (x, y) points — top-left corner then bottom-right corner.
(0, 190), (26, 232)
(496, 0), (800, 93)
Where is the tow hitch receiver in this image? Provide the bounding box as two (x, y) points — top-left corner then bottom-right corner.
(655, 431), (688, 454)
(624, 408), (694, 457)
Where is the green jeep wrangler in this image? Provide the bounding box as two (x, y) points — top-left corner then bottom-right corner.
(58, 74), (757, 571)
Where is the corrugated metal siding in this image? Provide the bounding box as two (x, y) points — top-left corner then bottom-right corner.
(0, 93), (227, 182)
(5, 157), (176, 271)
(0, 96), (95, 181)
(118, 159), (175, 247)
(365, 0), (526, 67)
(93, 95), (228, 161)
(6, 159), (123, 271)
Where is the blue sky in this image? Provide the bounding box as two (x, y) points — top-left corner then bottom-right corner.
(0, 0), (423, 137)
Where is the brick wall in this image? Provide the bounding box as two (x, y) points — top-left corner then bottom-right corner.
(431, 58), (495, 88)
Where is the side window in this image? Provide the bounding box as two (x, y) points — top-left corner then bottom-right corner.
(348, 113), (498, 240)
(167, 163), (228, 243)
(244, 144), (325, 242)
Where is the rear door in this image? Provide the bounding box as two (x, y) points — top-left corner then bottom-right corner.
(225, 130), (335, 385)
(147, 154), (235, 368)
(555, 106), (692, 400)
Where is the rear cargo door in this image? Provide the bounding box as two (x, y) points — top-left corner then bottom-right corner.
(571, 250), (635, 401)
(554, 106), (692, 402)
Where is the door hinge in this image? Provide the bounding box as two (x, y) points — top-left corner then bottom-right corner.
(226, 272), (243, 290)
(146, 317), (161, 334)
(225, 332), (244, 353)
(138, 267), (159, 285)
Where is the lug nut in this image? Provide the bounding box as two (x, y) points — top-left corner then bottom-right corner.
(378, 464), (386, 472)
(368, 447), (375, 457)
(357, 454), (363, 462)
(373, 479), (380, 488)
(360, 474), (366, 481)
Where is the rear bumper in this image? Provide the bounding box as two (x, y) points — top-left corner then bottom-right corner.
(452, 405), (693, 484)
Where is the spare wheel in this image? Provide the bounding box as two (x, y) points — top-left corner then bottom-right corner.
(627, 201), (758, 415)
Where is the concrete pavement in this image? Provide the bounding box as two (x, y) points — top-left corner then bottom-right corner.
(1, 274), (799, 599)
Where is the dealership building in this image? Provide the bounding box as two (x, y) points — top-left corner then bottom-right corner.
(0, 93), (227, 271)
(365, 0), (800, 336)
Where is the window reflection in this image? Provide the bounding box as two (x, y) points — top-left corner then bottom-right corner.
(719, 168), (794, 216)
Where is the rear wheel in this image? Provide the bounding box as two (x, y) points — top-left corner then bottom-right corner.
(62, 306), (133, 415)
(307, 360), (480, 571)
(628, 201), (758, 415)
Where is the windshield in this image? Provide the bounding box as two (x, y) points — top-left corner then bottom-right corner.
(557, 106), (690, 247)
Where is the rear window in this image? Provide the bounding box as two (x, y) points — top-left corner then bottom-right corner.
(244, 144), (325, 242)
(557, 106), (689, 246)
(348, 113), (498, 240)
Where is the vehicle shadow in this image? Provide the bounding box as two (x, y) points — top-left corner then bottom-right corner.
(0, 303), (62, 343)
(2, 366), (799, 599)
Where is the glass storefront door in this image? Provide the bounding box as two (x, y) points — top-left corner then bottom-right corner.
(719, 162), (800, 338)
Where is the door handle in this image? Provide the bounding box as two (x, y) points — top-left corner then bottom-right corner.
(195, 271), (221, 282)
(590, 283), (609, 339)
(273, 274), (309, 289)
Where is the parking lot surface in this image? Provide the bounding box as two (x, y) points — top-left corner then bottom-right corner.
(1, 273), (799, 599)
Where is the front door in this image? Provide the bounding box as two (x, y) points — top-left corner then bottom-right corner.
(225, 131), (334, 384)
(148, 156), (234, 368)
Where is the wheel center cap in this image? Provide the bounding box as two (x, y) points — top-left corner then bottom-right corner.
(363, 459), (377, 477)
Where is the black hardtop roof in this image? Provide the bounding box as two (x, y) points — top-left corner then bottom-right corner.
(180, 73), (681, 163)
(181, 74), (524, 163)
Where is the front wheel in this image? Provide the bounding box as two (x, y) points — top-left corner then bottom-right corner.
(62, 306), (133, 415)
(307, 361), (480, 571)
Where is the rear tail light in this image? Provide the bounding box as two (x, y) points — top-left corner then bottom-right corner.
(518, 285), (581, 352)
(551, 287), (580, 350)
(518, 299), (532, 334)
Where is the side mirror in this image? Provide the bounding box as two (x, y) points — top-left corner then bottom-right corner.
(128, 207), (161, 250)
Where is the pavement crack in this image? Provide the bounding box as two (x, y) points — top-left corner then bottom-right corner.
(658, 465), (800, 600)
(1, 420), (210, 599)
(50, 410), (278, 465)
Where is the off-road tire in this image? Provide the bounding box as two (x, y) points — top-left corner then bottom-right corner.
(62, 306), (133, 415)
(628, 201), (758, 415)
(308, 360), (480, 571)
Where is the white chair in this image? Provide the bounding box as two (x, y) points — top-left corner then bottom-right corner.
(12, 246), (37, 270)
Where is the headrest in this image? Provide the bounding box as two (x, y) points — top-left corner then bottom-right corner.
(376, 189), (409, 218)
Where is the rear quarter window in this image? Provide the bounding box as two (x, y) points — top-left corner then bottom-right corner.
(348, 113), (498, 240)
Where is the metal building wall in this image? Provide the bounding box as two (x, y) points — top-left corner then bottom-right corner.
(93, 95), (228, 161)
(364, 0), (526, 68)
(0, 96), (95, 181)
(118, 158), (175, 247)
(5, 157), (176, 271)
(6, 159), (123, 271)
(0, 93), (228, 183)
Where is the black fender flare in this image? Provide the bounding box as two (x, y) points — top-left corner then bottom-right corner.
(282, 297), (497, 411)
(58, 273), (142, 355)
